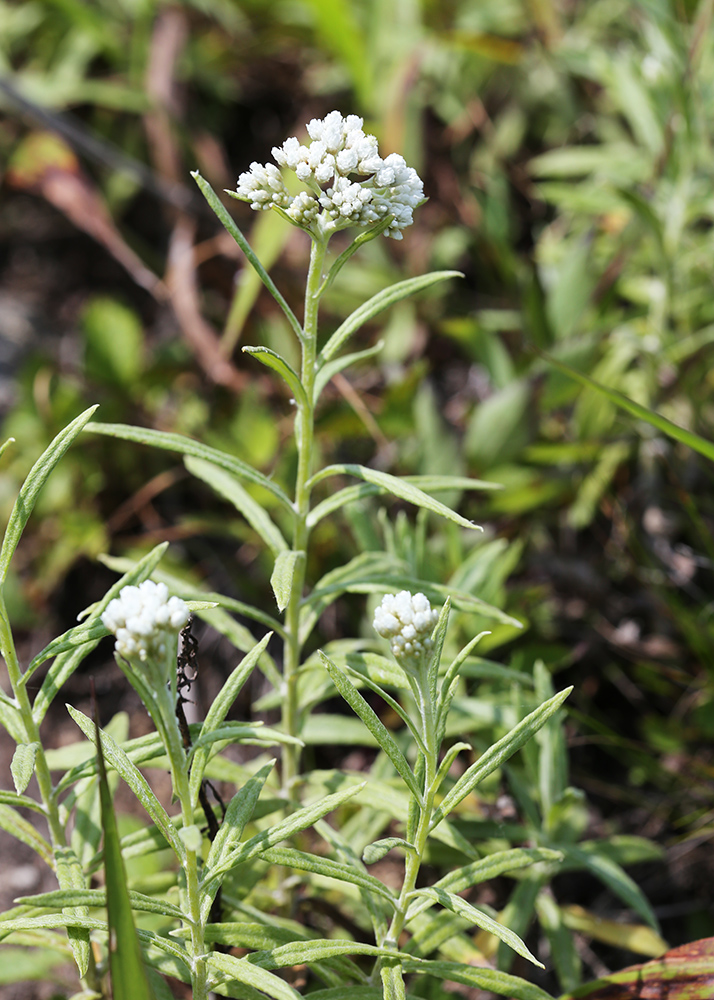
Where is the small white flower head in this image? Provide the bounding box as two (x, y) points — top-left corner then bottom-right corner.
(102, 581), (189, 665)
(235, 111), (424, 239)
(373, 591), (439, 669)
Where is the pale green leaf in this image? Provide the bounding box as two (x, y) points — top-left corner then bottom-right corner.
(400, 956), (555, 1000)
(313, 341), (384, 401)
(259, 846), (397, 905)
(242, 347), (306, 407)
(270, 550), (303, 612)
(362, 838), (416, 864)
(11, 742), (38, 794)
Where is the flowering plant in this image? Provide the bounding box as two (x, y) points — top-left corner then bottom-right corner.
(0, 113), (577, 1000)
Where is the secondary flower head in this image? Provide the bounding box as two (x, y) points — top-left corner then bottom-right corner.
(373, 591), (439, 668)
(234, 111), (424, 239)
(102, 581), (189, 664)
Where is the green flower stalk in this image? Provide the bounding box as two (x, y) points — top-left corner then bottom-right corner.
(229, 112), (425, 797)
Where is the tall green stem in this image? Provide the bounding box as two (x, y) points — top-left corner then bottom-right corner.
(282, 235), (328, 798)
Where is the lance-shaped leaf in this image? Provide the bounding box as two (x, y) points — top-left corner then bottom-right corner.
(0, 804), (53, 865)
(16, 887), (185, 922)
(307, 475), (500, 529)
(0, 406), (98, 584)
(204, 760), (275, 875)
(271, 550), (304, 612)
(319, 651), (421, 803)
(201, 783), (365, 910)
(400, 956), (555, 1000)
(87, 422), (293, 512)
(431, 687), (572, 830)
(316, 217), (393, 297)
(207, 951), (302, 1000)
(559, 845), (660, 931)
(184, 456), (288, 555)
(308, 464), (481, 532)
(427, 599), (451, 704)
(190, 634), (274, 802)
(250, 939), (402, 969)
(53, 845), (91, 979)
(242, 346), (307, 408)
(320, 272), (462, 361)
(410, 887), (543, 968)
(541, 351), (714, 464)
(67, 706), (184, 860)
(192, 171), (303, 340)
(362, 837), (416, 865)
(258, 846), (397, 906)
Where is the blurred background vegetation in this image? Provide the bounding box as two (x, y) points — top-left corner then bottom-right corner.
(1, 0), (714, 993)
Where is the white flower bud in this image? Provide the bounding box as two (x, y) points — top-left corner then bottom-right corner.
(102, 581), (189, 664)
(373, 591), (439, 668)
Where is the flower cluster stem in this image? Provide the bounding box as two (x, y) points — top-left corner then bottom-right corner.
(282, 235), (328, 799)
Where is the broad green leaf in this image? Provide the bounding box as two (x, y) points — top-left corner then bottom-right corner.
(362, 838), (416, 864)
(319, 651), (421, 802)
(86, 422), (293, 512)
(207, 951), (302, 1000)
(66, 706), (184, 859)
(242, 347), (306, 408)
(259, 846), (397, 905)
(0, 804), (53, 865)
(431, 687), (572, 829)
(320, 272), (462, 362)
(11, 742), (38, 794)
(184, 456), (288, 555)
(0, 406), (98, 584)
(307, 475), (500, 529)
(313, 341), (384, 401)
(541, 353), (714, 464)
(400, 956), (555, 1000)
(53, 845), (90, 979)
(192, 172), (302, 340)
(411, 887), (543, 968)
(16, 888), (184, 922)
(270, 550), (303, 612)
(308, 464), (481, 532)
(190, 634), (273, 802)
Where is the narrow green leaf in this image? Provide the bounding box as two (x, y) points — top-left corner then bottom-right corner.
(427, 599), (451, 704)
(259, 846), (397, 905)
(431, 687), (572, 829)
(560, 846), (659, 931)
(380, 961), (406, 1000)
(0, 804), (53, 865)
(207, 951), (301, 1000)
(0, 406), (98, 584)
(86, 422), (293, 512)
(16, 888), (185, 922)
(0, 790), (44, 813)
(308, 476), (500, 529)
(317, 220), (393, 299)
(11, 743), (39, 794)
(192, 171), (303, 340)
(95, 702), (158, 1000)
(270, 551), (303, 612)
(202, 783), (364, 906)
(190, 633), (273, 802)
(313, 341), (384, 401)
(53, 845), (91, 978)
(242, 347), (306, 407)
(319, 651), (422, 802)
(400, 957), (555, 1000)
(184, 456), (288, 555)
(205, 761), (275, 874)
(535, 892), (581, 994)
(320, 272), (462, 362)
(67, 706), (184, 860)
(541, 352), (714, 464)
(308, 464), (481, 532)
(412, 887), (543, 968)
(437, 632), (491, 744)
(362, 838), (416, 865)
(432, 742), (471, 796)
(250, 939), (401, 969)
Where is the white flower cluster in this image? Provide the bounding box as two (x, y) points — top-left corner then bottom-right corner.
(373, 591), (439, 666)
(102, 581), (189, 664)
(235, 111), (424, 239)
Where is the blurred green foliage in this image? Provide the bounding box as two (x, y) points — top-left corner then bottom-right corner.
(1, 0), (714, 988)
